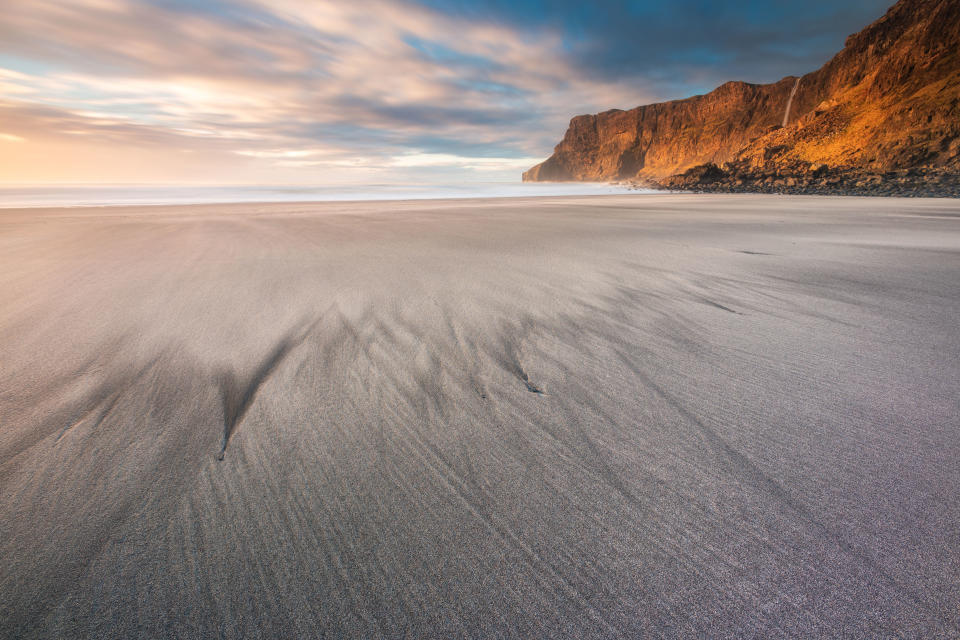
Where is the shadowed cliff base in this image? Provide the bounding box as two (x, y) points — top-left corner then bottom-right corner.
(1, 195), (959, 638)
(524, 0), (960, 197)
(645, 164), (960, 197)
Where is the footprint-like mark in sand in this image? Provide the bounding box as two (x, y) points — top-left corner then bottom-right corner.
(495, 321), (546, 394)
(517, 367), (543, 394)
(697, 297), (739, 314)
(216, 318), (320, 460)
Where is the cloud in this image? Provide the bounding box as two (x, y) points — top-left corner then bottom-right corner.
(0, 0), (894, 184)
(412, 0), (893, 92)
(388, 152), (543, 170)
(0, 0), (656, 183)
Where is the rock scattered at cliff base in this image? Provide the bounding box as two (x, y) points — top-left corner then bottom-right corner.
(645, 164), (960, 197)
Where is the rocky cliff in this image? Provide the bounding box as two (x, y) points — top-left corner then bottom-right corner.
(523, 0), (960, 195)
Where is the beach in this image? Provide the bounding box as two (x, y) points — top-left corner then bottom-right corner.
(1, 194), (958, 638)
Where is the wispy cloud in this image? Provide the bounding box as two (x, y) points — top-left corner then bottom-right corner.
(0, 0), (646, 183)
(0, 0), (891, 184)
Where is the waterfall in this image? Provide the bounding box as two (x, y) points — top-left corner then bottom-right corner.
(782, 77), (800, 128)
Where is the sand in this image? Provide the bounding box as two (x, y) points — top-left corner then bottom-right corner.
(1, 194), (958, 638)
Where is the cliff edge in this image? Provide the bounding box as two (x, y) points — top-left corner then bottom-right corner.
(523, 0), (960, 195)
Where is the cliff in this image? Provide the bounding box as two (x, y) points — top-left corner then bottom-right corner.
(523, 0), (960, 194)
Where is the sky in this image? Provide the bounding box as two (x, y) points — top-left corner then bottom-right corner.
(0, 0), (893, 185)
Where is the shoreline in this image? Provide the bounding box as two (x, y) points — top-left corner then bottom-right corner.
(0, 182), (644, 210)
(4, 188), (959, 214)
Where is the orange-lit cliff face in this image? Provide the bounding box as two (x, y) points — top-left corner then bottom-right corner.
(524, 0), (960, 186)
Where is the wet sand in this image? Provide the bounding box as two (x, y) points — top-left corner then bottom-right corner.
(1, 194), (959, 638)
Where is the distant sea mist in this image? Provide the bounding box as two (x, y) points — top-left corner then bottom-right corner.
(0, 182), (647, 208)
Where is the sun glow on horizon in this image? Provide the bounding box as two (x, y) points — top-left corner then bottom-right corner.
(0, 0), (650, 185)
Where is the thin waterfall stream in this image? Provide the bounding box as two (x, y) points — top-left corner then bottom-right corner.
(782, 77), (801, 128)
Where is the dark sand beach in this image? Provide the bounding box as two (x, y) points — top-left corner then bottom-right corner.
(1, 194), (959, 638)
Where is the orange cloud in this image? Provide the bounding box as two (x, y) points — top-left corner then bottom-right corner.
(0, 0), (652, 184)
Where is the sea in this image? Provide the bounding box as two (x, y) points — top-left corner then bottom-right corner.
(0, 182), (648, 208)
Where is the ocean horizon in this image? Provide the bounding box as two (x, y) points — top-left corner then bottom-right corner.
(0, 182), (647, 209)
